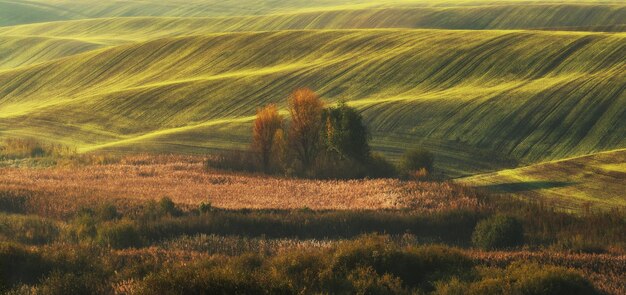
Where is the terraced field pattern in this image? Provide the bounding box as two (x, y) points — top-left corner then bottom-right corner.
(0, 0), (624, 207)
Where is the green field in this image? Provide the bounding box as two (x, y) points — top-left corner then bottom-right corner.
(0, 1), (624, 184)
(460, 149), (626, 211)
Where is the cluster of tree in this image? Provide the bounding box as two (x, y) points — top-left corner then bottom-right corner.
(246, 88), (431, 179)
(248, 88), (384, 178)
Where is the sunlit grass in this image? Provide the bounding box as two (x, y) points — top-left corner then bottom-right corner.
(459, 149), (626, 212)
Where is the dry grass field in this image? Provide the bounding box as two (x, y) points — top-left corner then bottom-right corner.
(0, 155), (479, 218)
(0, 155), (624, 294)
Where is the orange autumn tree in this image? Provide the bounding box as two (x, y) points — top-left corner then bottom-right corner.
(252, 104), (284, 172)
(287, 88), (325, 171)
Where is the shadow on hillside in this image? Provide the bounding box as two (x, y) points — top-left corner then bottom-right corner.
(479, 181), (575, 193)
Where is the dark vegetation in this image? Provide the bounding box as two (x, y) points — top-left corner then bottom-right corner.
(206, 88), (435, 179)
(0, 191), (624, 253)
(0, 234), (604, 295)
(472, 215), (524, 250)
(0, 179), (623, 293)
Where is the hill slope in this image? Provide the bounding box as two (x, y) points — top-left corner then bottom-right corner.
(0, 0), (394, 26)
(459, 149), (626, 211)
(0, 29), (623, 176)
(0, 0), (76, 26)
(0, 0), (624, 178)
(0, 1), (622, 92)
(0, 36), (104, 70)
(1, 3), (625, 36)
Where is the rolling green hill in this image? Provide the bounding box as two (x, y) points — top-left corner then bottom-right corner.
(0, 35), (103, 70)
(1, 3), (625, 36)
(0, 29), (623, 176)
(459, 149), (626, 211)
(0, 0), (624, 179)
(2, 1), (625, 30)
(0, 0), (75, 26)
(0, 0), (395, 26)
(0, 1), (623, 75)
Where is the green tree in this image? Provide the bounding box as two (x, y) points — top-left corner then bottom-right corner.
(472, 215), (524, 250)
(322, 102), (370, 162)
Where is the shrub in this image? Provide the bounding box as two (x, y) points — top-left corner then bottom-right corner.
(507, 263), (600, 295)
(158, 197), (182, 217)
(138, 200), (161, 222)
(366, 153), (397, 178)
(37, 271), (111, 295)
(0, 214), (60, 245)
(272, 250), (328, 291)
(466, 277), (504, 295)
(399, 148), (434, 178)
(434, 263), (601, 295)
(433, 277), (468, 295)
(70, 213), (97, 242)
(199, 202), (213, 214)
(472, 215), (524, 250)
(330, 236), (474, 291)
(97, 220), (143, 249)
(95, 203), (119, 222)
(131, 197), (181, 221)
(347, 266), (408, 295)
(139, 266), (294, 295)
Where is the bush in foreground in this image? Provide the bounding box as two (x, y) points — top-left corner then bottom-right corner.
(140, 267), (294, 295)
(472, 215), (524, 250)
(0, 214), (59, 245)
(399, 148), (435, 179)
(97, 220), (143, 249)
(139, 235), (475, 294)
(434, 262), (601, 295)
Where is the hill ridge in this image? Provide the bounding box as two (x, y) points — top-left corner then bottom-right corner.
(0, 29), (623, 177)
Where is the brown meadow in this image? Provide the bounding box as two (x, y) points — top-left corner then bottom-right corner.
(0, 155), (479, 218)
(1, 155), (624, 294)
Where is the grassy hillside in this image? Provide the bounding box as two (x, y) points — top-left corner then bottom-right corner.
(2, 1), (625, 30)
(460, 149), (626, 212)
(0, 0), (395, 26)
(1, 3), (625, 37)
(0, 36), (104, 70)
(0, 0), (75, 26)
(0, 29), (623, 176)
(2, 1), (622, 80)
(0, 0), (624, 178)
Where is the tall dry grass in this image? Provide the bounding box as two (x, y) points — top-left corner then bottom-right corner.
(0, 155), (479, 218)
